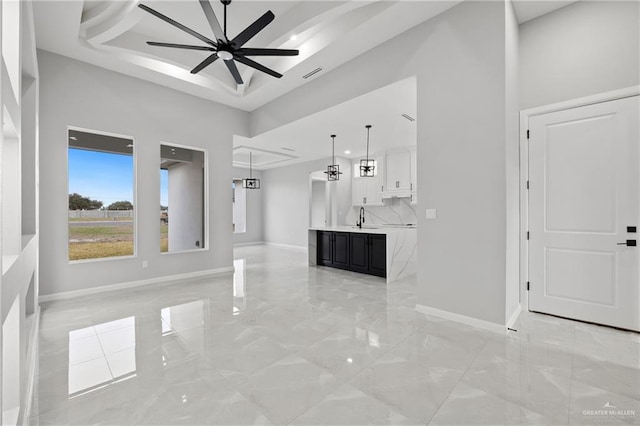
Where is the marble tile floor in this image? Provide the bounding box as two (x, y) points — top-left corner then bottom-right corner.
(30, 245), (639, 425)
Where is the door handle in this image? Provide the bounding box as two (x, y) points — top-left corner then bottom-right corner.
(617, 240), (637, 247)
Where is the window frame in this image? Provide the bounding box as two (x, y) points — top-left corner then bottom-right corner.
(159, 141), (209, 255)
(67, 125), (138, 264)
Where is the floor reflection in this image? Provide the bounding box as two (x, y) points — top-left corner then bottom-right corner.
(233, 258), (246, 316)
(32, 245), (640, 425)
(68, 316), (136, 396)
(162, 300), (206, 357)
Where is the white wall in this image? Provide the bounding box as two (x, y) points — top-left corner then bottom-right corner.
(505, 0), (520, 323)
(310, 180), (326, 228)
(167, 151), (204, 252)
(520, 0), (640, 110)
(262, 157), (351, 248)
(252, 1), (514, 326)
(38, 50), (250, 296)
(232, 166), (263, 245)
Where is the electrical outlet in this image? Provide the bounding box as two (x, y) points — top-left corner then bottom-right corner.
(425, 209), (437, 219)
(142, 261), (148, 268)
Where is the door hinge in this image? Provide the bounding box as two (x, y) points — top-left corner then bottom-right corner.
(527, 281), (530, 291)
(526, 129), (530, 139)
(526, 180), (529, 190)
(526, 231), (530, 240)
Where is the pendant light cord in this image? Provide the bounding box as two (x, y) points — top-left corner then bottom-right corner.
(331, 135), (336, 164)
(249, 151), (253, 179)
(365, 125), (371, 162)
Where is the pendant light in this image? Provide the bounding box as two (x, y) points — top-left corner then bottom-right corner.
(242, 151), (260, 189)
(324, 134), (342, 181)
(360, 124), (375, 177)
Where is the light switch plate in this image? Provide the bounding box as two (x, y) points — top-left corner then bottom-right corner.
(425, 209), (437, 219)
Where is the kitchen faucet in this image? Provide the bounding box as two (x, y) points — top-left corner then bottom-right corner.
(356, 207), (365, 229)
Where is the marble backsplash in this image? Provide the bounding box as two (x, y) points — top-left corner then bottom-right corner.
(345, 197), (417, 226)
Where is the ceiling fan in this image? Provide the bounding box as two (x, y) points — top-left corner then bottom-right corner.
(138, 0), (299, 84)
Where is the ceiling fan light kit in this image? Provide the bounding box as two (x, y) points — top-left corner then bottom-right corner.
(360, 125), (375, 177)
(138, 0), (299, 85)
(325, 134), (342, 181)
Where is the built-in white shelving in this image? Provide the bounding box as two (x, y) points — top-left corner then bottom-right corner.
(1, 0), (40, 424)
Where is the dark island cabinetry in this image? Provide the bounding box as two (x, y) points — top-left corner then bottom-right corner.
(317, 231), (386, 278)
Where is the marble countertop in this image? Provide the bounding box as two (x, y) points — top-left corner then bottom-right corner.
(309, 225), (417, 235)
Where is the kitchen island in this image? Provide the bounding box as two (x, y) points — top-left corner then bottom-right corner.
(308, 226), (417, 282)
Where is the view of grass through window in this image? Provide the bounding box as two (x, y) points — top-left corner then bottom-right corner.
(68, 129), (134, 261)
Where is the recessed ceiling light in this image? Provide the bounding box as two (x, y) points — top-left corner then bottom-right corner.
(69, 136), (78, 141)
(344, 150), (351, 155)
(289, 34), (297, 41)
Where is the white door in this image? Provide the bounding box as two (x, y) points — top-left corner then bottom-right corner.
(529, 96), (639, 331)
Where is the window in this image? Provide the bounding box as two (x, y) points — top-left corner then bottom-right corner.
(160, 144), (206, 253)
(68, 128), (135, 261)
(232, 179), (246, 233)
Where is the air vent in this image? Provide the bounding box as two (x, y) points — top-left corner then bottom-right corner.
(281, 147), (296, 152)
(401, 113), (416, 122)
(303, 67), (323, 79)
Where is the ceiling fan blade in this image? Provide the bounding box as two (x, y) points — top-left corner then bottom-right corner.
(233, 55), (282, 79)
(191, 53), (219, 74)
(147, 41), (215, 51)
(198, 0), (227, 42)
(231, 10), (274, 48)
(225, 60), (244, 85)
(138, 4), (217, 47)
(238, 48), (299, 57)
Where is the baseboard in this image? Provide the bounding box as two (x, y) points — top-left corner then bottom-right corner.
(233, 241), (265, 247)
(263, 242), (307, 252)
(21, 306), (40, 426)
(415, 304), (507, 335)
(38, 266), (234, 303)
(506, 303), (522, 330)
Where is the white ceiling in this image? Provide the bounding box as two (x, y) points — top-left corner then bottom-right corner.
(33, 0), (462, 111)
(512, 0), (579, 23)
(234, 76), (417, 170)
(34, 0), (580, 169)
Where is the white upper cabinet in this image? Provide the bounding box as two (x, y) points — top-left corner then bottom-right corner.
(381, 147), (416, 198)
(352, 147), (417, 204)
